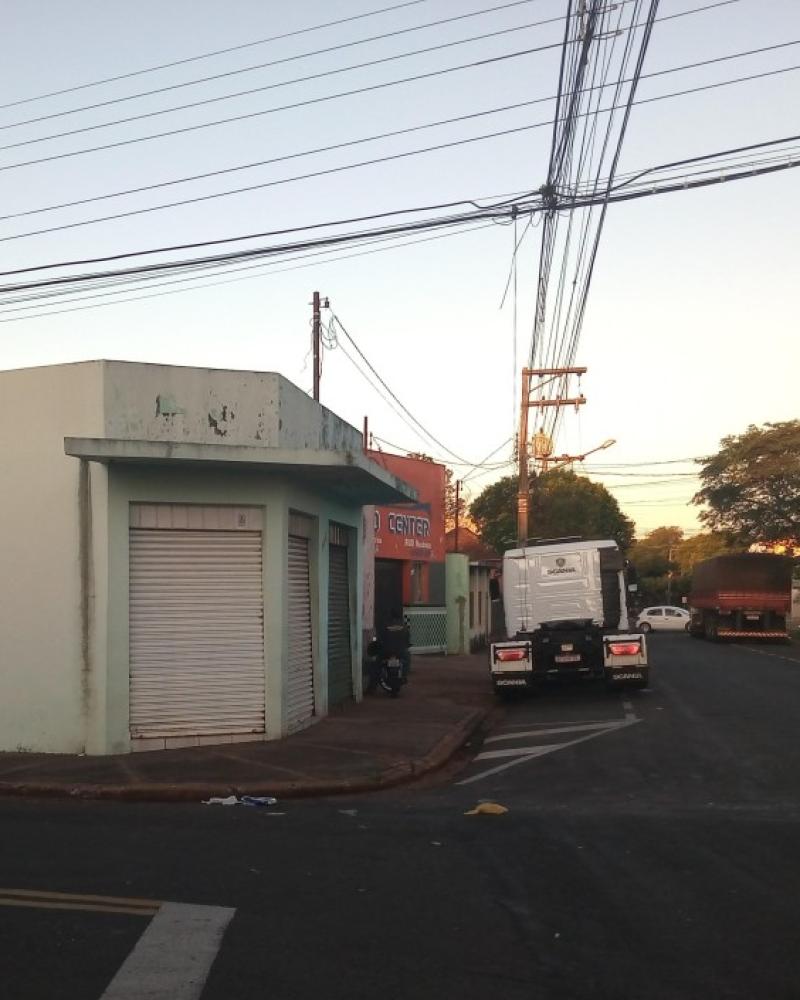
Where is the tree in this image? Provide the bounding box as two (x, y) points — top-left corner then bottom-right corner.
(629, 526), (684, 578)
(628, 527), (683, 605)
(694, 420), (800, 544)
(470, 470), (634, 554)
(675, 531), (738, 573)
(443, 467), (468, 534)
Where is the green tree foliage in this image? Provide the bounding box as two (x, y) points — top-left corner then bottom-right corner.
(470, 470), (634, 554)
(694, 420), (800, 544)
(675, 531), (738, 573)
(629, 526), (683, 578)
(628, 527), (742, 605)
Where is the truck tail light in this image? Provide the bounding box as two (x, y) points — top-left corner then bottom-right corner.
(608, 641), (641, 657)
(495, 647), (528, 662)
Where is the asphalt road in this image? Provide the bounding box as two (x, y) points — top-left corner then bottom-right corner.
(2, 634), (800, 999)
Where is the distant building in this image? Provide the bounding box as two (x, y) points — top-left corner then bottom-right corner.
(445, 526), (502, 648)
(363, 451), (446, 628)
(445, 524), (500, 563)
(0, 361), (414, 755)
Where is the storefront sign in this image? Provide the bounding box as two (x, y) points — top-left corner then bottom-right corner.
(374, 504), (433, 559)
(367, 451), (446, 563)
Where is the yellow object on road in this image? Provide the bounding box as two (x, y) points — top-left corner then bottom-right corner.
(464, 802), (508, 816)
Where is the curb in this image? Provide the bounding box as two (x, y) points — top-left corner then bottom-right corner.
(0, 708), (488, 803)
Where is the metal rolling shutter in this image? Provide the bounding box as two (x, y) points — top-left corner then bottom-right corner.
(327, 543), (352, 707)
(287, 534), (315, 731)
(129, 528), (265, 739)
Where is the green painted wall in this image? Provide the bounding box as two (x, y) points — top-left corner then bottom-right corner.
(103, 464), (363, 754)
(445, 553), (469, 655)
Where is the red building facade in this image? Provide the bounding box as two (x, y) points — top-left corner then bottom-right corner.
(365, 451), (446, 628)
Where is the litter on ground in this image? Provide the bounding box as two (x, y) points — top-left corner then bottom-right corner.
(464, 801), (508, 816)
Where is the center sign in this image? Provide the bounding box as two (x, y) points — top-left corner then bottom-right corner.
(374, 504), (434, 560)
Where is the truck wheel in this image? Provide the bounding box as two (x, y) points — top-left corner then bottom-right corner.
(704, 618), (718, 642)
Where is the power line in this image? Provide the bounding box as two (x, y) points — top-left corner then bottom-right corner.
(370, 434), (512, 470)
(0, 17), (568, 154)
(0, 221), (494, 312)
(0, 191), (532, 277)
(0, 224), (496, 324)
(0, 0), (435, 110)
(3, 130), (799, 296)
(330, 310), (474, 466)
(2, 0), (555, 131)
(4, 60), (796, 251)
(461, 440), (516, 482)
(0, 0), (741, 170)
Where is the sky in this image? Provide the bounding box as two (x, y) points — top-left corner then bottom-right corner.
(2, 0), (798, 537)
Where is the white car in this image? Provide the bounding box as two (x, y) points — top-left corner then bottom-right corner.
(636, 605), (690, 633)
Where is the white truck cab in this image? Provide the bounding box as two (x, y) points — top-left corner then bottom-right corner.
(490, 538), (649, 695)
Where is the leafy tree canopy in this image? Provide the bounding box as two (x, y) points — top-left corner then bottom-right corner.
(470, 470), (634, 554)
(694, 420), (800, 544)
(675, 531), (739, 573)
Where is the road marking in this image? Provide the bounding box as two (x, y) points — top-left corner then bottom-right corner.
(457, 720), (640, 786)
(497, 719), (616, 729)
(742, 646), (800, 665)
(485, 721), (625, 743)
(100, 901), (235, 1000)
(476, 743), (562, 761)
(622, 698), (637, 722)
(0, 887), (159, 917)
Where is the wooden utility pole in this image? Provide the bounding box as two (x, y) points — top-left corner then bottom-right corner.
(517, 366), (587, 546)
(517, 369), (532, 546)
(454, 479), (461, 553)
(312, 290), (321, 402)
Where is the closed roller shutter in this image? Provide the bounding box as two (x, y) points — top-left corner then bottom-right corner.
(287, 534), (315, 732)
(327, 543), (352, 707)
(129, 528), (265, 740)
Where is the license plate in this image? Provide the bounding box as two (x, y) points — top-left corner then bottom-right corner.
(560, 643), (574, 652)
(745, 615), (760, 621)
(495, 678), (527, 687)
(555, 654), (581, 663)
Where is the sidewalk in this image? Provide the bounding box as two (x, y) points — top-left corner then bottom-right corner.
(0, 653), (493, 802)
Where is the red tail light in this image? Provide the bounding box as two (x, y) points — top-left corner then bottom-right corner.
(495, 647), (528, 662)
(608, 641), (641, 657)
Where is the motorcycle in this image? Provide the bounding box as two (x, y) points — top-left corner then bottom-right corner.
(364, 638), (406, 698)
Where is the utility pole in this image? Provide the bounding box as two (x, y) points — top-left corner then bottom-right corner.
(312, 291), (321, 402)
(666, 544), (674, 604)
(517, 366), (587, 546)
(454, 479), (461, 553)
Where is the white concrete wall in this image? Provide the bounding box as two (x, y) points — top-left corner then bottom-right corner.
(0, 362), (105, 752)
(0, 360), (370, 754)
(102, 362), (362, 453)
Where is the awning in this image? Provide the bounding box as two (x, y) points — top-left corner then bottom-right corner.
(65, 437), (417, 506)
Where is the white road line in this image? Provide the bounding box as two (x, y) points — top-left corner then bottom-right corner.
(100, 901), (235, 1000)
(742, 646), (800, 665)
(485, 721), (625, 744)
(457, 719), (640, 786)
(622, 698), (637, 722)
(497, 719), (616, 729)
(476, 743), (562, 761)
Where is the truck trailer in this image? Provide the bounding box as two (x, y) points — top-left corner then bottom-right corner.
(489, 538), (648, 695)
(688, 552), (793, 641)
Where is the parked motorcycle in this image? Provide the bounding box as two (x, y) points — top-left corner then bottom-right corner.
(365, 639), (406, 698)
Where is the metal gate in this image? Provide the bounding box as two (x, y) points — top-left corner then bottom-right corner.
(287, 532), (315, 731)
(328, 530), (352, 707)
(129, 520), (265, 744)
